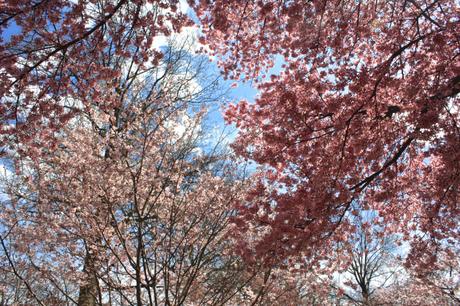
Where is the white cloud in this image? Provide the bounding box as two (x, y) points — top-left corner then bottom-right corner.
(179, 0), (191, 14)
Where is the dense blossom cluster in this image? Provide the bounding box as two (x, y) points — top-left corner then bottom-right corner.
(194, 0), (459, 275)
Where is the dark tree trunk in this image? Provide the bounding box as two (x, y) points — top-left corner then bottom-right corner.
(77, 253), (98, 306)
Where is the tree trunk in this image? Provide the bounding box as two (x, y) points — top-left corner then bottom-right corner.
(77, 252), (98, 306)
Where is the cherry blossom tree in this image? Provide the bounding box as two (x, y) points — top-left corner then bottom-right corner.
(1, 89), (245, 305)
(194, 0), (460, 272)
(1, 102), (323, 305)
